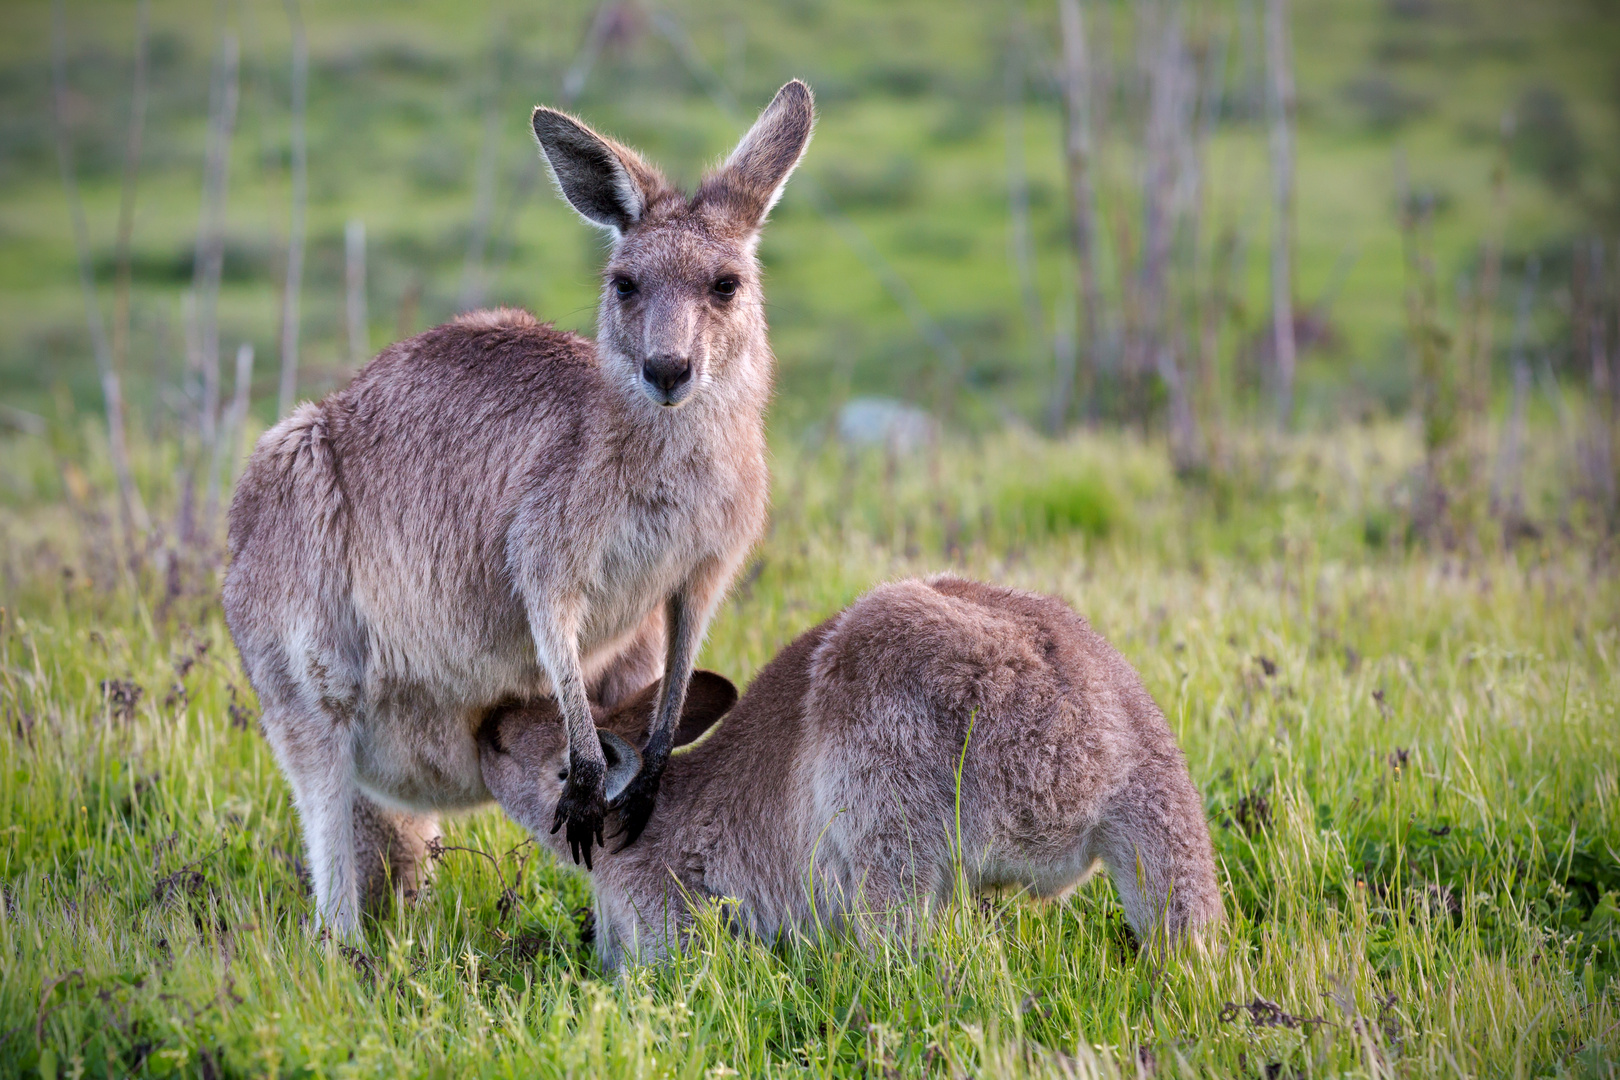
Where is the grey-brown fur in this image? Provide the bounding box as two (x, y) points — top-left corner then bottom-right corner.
(223, 82), (815, 935)
(479, 575), (1223, 971)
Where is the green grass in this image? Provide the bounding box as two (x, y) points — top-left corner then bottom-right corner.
(2, 423), (1617, 1078)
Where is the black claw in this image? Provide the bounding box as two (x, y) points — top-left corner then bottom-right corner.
(553, 761), (607, 868)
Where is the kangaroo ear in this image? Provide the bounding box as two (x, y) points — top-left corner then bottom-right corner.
(698, 80), (815, 231)
(532, 107), (664, 235)
(600, 729), (643, 805)
(673, 670), (739, 749)
(477, 697), (560, 755)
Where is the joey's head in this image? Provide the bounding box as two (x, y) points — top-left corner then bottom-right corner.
(478, 672), (739, 860)
(532, 81), (814, 410)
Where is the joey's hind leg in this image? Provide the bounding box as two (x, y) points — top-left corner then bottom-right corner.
(1093, 758), (1223, 947)
(353, 796), (440, 912)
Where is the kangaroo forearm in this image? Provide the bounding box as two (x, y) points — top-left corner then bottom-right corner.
(529, 599), (606, 770)
(648, 587), (711, 760)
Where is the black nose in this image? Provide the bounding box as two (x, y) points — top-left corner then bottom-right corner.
(642, 355), (692, 396)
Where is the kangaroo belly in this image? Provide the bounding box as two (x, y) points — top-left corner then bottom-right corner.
(352, 691), (490, 811)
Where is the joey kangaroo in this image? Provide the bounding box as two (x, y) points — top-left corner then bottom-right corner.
(224, 81), (815, 936)
(480, 575), (1223, 971)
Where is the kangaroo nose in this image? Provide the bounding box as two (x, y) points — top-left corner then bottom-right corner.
(642, 355), (692, 396)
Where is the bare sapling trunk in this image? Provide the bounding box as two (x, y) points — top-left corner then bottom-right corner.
(1005, 36), (1046, 399)
(113, 0), (150, 410)
(1057, 0), (1102, 427)
(1491, 258), (1537, 529)
(1264, 0), (1296, 426)
(277, 0), (308, 419)
(1138, 6), (1176, 423)
(1199, 228), (1235, 453)
(345, 219), (369, 368)
(192, 28), (240, 548)
(207, 342), (254, 526)
(1048, 267), (1079, 436)
(458, 23), (505, 313)
(191, 28), (238, 550)
(562, 2), (618, 104)
(1141, 8), (1202, 471)
(1469, 153), (1507, 425)
(1187, 21), (1228, 467)
(1399, 155), (1459, 543)
(1584, 239), (1616, 523)
(177, 288), (202, 551)
(50, 0), (150, 555)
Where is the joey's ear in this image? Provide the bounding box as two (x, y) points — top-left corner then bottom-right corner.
(531, 107), (666, 235)
(697, 80), (815, 231)
(600, 729), (643, 805)
(673, 670), (739, 749)
(477, 698), (566, 761)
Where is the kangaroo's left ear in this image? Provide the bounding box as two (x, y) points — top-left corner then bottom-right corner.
(673, 670), (738, 749)
(696, 80), (815, 232)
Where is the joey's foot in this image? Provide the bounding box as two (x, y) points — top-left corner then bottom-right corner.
(551, 766), (606, 869)
(608, 756), (666, 851)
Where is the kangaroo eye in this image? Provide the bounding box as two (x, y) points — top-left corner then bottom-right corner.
(712, 276), (739, 298)
(613, 277), (638, 298)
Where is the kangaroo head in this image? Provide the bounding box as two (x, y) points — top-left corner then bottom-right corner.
(479, 671), (739, 848)
(532, 81), (814, 409)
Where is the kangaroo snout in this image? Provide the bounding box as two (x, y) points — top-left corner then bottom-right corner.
(641, 354), (695, 405)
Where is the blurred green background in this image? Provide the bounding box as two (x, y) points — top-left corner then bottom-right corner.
(3, 0), (1617, 435)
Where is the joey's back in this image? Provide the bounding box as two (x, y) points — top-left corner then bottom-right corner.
(483, 575), (1221, 970)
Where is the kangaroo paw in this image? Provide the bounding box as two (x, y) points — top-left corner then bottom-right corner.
(551, 762), (606, 869)
(607, 756), (666, 852)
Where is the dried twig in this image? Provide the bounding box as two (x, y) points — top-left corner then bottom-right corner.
(35, 969), (86, 1046)
(427, 836), (534, 920)
(1220, 996), (1332, 1031)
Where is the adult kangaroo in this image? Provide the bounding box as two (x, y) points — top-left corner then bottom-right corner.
(224, 81), (814, 935)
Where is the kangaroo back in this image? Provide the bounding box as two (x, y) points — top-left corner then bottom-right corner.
(801, 575), (1222, 942)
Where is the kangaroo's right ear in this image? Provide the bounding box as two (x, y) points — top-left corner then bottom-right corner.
(531, 107), (664, 235)
(673, 670), (739, 749)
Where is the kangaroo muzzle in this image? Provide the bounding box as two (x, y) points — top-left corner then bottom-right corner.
(641, 354), (694, 406)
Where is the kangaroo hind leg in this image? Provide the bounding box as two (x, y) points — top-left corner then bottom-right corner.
(353, 796), (441, 912)
(1093, 757), (1223, 949)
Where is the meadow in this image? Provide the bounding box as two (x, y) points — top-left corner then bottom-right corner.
(2, 421), (1617, 1078)
(4, 0), (1620, 1074)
